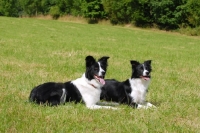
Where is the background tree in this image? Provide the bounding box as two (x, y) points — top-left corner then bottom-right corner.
(0, 0), (19, 17)
(102, 0), (134, 24)
(71, 0), (83, 16)
(49, 5), (60, 19)
(40, 0), (51, 15)
(19, 0), (40, 16)
(131, 0), (152, 27)
(185, 0), (200, 27)
(151, 0), (186, 29)
(82, 0), (106, 23)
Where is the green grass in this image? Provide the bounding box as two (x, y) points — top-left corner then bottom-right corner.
(0, 16), (200, 132)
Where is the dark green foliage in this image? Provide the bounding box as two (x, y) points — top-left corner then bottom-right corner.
(18, 0), (44, 16)
(185, 0), (200, 27)
(102, 0), (134, 24)
(0, 0), (20, 17)
(131, 0), (152, 27)
(82, 0), (106, 23)
(49, 5), (60, 19)
(150, 0), (186, 29)
(40, 0), (55, 15)
(70, 0), (82, 16)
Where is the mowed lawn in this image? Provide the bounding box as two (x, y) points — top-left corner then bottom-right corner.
(0, 16), (199, 132)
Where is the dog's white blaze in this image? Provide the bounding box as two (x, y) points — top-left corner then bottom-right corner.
(143, 64), (149, 76)
(98, 62), (105, 76)
(60, 89), (66, 104)
(129, 78), (150, 104)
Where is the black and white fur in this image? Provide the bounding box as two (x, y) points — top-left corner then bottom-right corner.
(29, 56), (116, 109)
(100, 60), (155, 109)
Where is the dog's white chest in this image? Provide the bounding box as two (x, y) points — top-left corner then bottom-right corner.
(72, 77), (101, 107)
(129, 78), (150, 104)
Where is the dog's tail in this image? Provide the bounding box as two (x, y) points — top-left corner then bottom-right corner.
(29, 93), (34, 102)
(29, 86), (39, 103)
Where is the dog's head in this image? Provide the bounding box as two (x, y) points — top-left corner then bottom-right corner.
(130, 60), (152, 81)
(85, 55), (110, 85)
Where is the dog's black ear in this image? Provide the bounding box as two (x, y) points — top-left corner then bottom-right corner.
(98, 56), (110, 70)
(85, 56), (96, 68)
(145, 60), (151, 65)
(130, 60), (140, 68)
(98, 56), (110, 64)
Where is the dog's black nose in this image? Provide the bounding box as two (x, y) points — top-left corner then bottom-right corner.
(146, 72), (149, 75)
(102, 71), (106, 76)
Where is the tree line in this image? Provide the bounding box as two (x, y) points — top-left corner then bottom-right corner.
(0, 0), (200, 30)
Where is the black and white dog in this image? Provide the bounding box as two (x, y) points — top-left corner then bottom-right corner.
(29, 55), (116, 109)
(100, 60), (155, 109)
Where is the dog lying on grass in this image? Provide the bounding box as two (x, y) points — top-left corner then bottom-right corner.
(29, 55), (117, 109)
(100, 60), (156, 109)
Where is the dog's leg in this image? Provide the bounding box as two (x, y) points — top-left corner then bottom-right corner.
(137, 102), (156, 109)
(87, 105), (118, 110)
(137, 104), (147, 109)
(146, 102), (156, 108)
(96, 101), (119, 106)
(60, 89), (66, 104)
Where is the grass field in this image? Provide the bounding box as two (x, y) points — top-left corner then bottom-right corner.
(0, 16), (200, 132)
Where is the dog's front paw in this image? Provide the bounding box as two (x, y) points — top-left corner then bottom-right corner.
(109, 106), (118, 110)
(146, 102), (156, 108)
(137, 102), (156, 109)
(137, 104), (148, 109)
(87, 105), (118, 110)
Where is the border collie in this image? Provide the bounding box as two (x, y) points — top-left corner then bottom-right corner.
(29, 55), (116, 109)
(100, 60), (155, 109)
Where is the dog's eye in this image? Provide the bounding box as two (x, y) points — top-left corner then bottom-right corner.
(95, 67), (99, 70)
